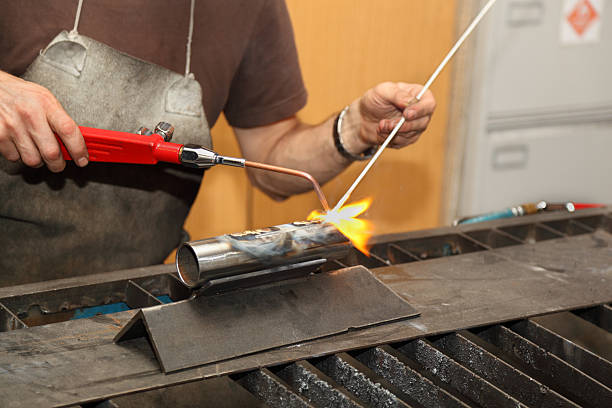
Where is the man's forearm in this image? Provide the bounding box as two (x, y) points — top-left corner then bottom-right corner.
(235, 100), (368, 201)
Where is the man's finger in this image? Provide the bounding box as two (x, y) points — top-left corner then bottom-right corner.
(404, 116), (431, 134)
(28, 113), (66, 173)
(390, 89), (419, 110)
(403, 90), (436, 120)
(396, 82), (420, 93)
(12, 127), (44, 168)
(389, 131), (421, 149)
(0, 138), (20, 162)
(47, 104), (88, 167)
(392, 83), (424, 109)
(372, 82), (416, 110)
(376, 116), (430, 139)
(377, 118), (405, 135)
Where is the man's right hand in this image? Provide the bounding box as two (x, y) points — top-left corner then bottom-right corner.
(0, 71), (88, 172)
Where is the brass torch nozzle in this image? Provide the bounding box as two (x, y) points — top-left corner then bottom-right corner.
(244, 161), (330, 212)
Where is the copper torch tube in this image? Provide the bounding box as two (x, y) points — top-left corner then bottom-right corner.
(244, 160), (330, 212)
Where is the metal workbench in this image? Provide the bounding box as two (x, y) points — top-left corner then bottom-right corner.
(0, 207), (610, 407)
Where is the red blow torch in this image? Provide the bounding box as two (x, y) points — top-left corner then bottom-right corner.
(57, 122), (330, 211)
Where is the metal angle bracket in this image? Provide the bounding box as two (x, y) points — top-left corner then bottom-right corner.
(114, 266), (419, 373)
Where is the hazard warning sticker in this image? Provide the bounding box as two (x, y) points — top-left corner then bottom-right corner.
(561, 0), (603, 44)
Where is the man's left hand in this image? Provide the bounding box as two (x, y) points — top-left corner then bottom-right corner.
(344, 82), (436, 154)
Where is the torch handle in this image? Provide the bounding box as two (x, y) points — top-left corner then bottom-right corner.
(57, 126), (182, 165)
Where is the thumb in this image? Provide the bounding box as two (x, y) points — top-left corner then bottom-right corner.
(382, 86), (418, 110)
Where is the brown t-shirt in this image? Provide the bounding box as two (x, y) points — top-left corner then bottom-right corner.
(0, 0), (307, 285)
(0, 0), (307, 128)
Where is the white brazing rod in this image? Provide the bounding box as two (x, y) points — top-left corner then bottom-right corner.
(333, 0), (498, 211)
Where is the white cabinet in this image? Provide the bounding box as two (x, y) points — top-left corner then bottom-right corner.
(457, 0), (612, 216)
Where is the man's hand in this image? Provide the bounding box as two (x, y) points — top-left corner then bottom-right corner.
(342, 82), (436, 154)
(0, 71), (88, 172)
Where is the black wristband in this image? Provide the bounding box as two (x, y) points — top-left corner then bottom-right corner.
(333, 106), (377, 161)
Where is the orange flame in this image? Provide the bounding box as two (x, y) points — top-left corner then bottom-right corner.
(308, 197), (373, 255)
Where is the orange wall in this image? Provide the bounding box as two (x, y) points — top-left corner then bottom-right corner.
(179, 0), (457, 248)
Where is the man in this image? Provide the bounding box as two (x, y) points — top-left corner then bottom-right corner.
(0, 0), (435, 285)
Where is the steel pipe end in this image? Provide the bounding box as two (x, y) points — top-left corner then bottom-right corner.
(176, 244), (199, 288)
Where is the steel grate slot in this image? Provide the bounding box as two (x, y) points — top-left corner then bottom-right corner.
(507, 318), (612, 388)
(340, 248), (388, 269)
(573, 304), (612, 333)
(498, 223), (563, 243)
(461, 228), (523, 249)
(530, 312), (612, 364)
(105, 376), (265, 408)
(81, 400), (118, 408)
(571, 215), (612, 233)
(604, 216), (612, 233)
(0, 280), (131, 327)
(313, 352), (416, 408)
(398, 338), (525, 407)
(132, 273), (191, 302)
(542, 219), (594, 236)
(0, 302), (27, 332)
(275, 361), (366, 407)
(369, 252), (391, 266)
(431, 331), (579, 407)
(0, 273), (190, 327)
(235, 368), (313, 408)
(354, 345), (471, 408)
(390, 234), (486, 260)
(125, 281), (163, 309)
(473, 324), (612, 407)
(388, 244), (421, 263)
(371, 243), (420, 265)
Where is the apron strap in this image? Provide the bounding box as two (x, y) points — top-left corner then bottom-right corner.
(185, 0), (195, 78)
(69, 0), (85, 37)
(67, 0), (196, 78)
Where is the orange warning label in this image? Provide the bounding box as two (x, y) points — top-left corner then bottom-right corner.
(567, 0), (599, 36)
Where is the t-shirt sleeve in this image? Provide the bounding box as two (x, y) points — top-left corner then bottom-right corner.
(223, 0), (307, 128)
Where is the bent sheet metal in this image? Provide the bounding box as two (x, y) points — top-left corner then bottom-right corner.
(114, 266), (419, 373)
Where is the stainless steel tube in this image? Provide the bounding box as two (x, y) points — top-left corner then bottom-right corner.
(176, 221), (350, 288)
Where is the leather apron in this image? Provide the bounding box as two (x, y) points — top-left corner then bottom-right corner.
(0, 4), (212, 286)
